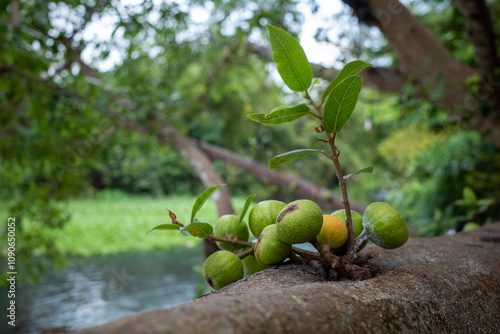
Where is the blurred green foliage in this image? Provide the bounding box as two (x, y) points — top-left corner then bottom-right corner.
(1, 0), (499, 284)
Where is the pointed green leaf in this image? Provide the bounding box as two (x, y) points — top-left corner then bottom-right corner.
(184, 222), (213, 238)
(343, 166), (374, 181)
(145, 224), (180, 236)
(269, 149), (322, 171)
(247, 104), (310, 125)
(322, 60), (371, 101)
(323, 76), (363, 133)
(191, 184), (224, 222)
(237, 194), (256, 228)
(267, 25), (312, 92)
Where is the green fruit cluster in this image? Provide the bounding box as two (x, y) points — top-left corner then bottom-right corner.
(202, 198), (323, 290)
(202, 199), (409, 290)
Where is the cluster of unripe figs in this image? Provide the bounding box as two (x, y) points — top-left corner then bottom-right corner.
(202, 199), (409, 290)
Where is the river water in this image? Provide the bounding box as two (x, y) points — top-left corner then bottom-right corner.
(1, 246), (204, 333)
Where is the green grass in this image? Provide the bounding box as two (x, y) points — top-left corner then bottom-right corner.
(8, 192), (252, 257)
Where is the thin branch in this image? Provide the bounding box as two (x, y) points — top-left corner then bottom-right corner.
(246, 39), (407, 95)
(236, 245), (255, 259)
(196, 140), (367, 213)
(208, 235), (254, 248)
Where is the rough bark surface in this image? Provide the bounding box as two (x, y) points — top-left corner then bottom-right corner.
(74, 223), (500, 334)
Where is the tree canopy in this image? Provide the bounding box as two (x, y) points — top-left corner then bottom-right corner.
(1, 0), (499, 281)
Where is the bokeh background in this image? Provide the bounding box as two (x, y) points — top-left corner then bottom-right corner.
(1, 0), (499, 332)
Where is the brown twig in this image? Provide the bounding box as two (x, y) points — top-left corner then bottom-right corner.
(207, 235), (254, 248)
(236, 245), (255, 259)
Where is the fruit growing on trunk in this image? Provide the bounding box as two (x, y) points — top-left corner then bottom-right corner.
(276, 199), (323, 245)
(249, 200), (286, 238)
(317, 215), (348, 250)
(202, 250), (244, 290)
(213, 214), (249, 250)
(255, 224), (292, 265)
(362, 202), (409, 249)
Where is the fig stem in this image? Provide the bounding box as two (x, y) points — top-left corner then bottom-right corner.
(237, 245), (255, 259)
(291, 245), (321, 260)
(309, 238), (338, 264)
(326, 134), (357, 262)
(208, 235), (254, 248)
(306, 94), (357, 262)
(354, 229), (369, 252)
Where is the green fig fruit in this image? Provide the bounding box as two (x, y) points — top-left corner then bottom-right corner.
(254, 224), (292, 266)
(362, 202), (409, 249)
(462, 222), (480, 232)
(331, 209), (367, 251)
(213, 214), (249, 251)
(248, 200), (286, 238)
(202, 250), (244, 290)
(242, 253), (268, 276)
(276, 199), (323, 244)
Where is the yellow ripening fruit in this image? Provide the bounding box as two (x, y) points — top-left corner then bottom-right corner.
(317, 215), (348, 250)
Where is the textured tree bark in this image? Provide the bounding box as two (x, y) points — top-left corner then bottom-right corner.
(195, 140), (366, 213)
(73, 223), (500, 334)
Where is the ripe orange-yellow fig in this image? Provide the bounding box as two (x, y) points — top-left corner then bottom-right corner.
(317, 215), (348, 250)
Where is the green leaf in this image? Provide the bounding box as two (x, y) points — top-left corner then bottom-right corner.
(145, 224), (180, 236)
(323, 76), (363, 133)
(322, 60), (371, 101)
(191, 184), (224, 222)
(247, 104), (310, 125)
(462, 187), (477, 205)
(238, 194), (256, 227)
(184, 222), (213, 238)
(267, 24), (312, 92)
(269, 149), (322, 171)
(343, 166), (374, 181)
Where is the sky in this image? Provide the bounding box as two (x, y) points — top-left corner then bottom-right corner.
(74, 0), (345, 72)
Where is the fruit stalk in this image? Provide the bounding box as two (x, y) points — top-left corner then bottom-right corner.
(290, 245), (323, 261)
(307, 95), (357, 262)
(326, 133), (357, 261)
(208, 235), (254, 248)
(237, 245), (255, 259)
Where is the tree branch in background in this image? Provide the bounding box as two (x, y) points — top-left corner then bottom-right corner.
(247, 39), (407, 95)
(453, 0), (499, 79)
(340, 0), (500, 148)
(9, 1), (19, 28)
(195, 140), (366, 213)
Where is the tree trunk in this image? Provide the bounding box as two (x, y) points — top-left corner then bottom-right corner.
(341, 0), (500, 148)
(73, 223), (500, 334)
(159, 125), (234, 216)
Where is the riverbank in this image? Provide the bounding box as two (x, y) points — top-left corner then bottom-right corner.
(0, 191), (252, 256)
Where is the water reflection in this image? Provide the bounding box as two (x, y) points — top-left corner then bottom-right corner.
(1, 246), (203, 333)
